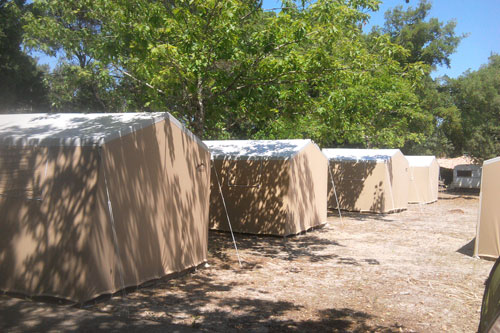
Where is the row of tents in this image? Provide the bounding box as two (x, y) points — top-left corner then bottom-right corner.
(0, 112), (439, 303)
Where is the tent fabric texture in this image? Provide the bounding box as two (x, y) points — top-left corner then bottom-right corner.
(205, 139), (327, 236)
(0, 113), (211, 303)
(323, 149), (409, 214)
(450, 164), (482, 189)
(478, 256), (500, 332)
(474, 157), (500, 260)
(406, 155), (439, 204)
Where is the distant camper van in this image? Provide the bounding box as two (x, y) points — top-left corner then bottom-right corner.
(450, 164), (482, 189)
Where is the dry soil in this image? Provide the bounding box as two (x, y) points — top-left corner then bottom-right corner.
(1, 190), (494, 332)
(88, 190), (494, 332)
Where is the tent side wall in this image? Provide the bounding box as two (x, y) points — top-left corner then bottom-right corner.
(408, 159), (439, 204)
(388, 152), (409, 212)
(209, 158), (289, 235)
(408, 166), (422, 203)
(102, 118), (211, 294)
(0, 146), (117, 302)
(328, 160), (393, 213)
(287, 143), (327, 235)
(474, 158), (500, 259)
(408, 166), (432, 203)
(429, 159), (439, 203)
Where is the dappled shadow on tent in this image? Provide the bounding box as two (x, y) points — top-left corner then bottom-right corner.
(209, 143), (326, 236)
(328, 160), (381, 212)
(209, 158), (289, 235)
(0, 115), (210, 302)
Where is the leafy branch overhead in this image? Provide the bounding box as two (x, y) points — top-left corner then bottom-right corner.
(5, 0), (494, 160)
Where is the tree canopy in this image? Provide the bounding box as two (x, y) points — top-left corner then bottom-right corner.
(4, 0), (496, 160)
(372, 0), (465, 68)
(22, 0), (429, 147)
(447, 55), (500, 161)
(0, 0), (48, 113)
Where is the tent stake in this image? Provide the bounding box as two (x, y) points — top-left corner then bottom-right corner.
(212, 162), (243, 268)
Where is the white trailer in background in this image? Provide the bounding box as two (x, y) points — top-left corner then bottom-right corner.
(450, 164), (482, 189)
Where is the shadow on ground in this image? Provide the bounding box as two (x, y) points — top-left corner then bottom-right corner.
(442, 188), (480, 197)
(1, 274), (405, 332)
(0, 295), (181, 333)
(328, 209), (401, 223)
(209, 229), (383, 269)
(0, 290), (400, 332)
(457, 238), (476, 257)
(1, 227), (398, 332)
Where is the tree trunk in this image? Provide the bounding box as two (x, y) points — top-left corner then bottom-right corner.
(193, 75), (205, 138)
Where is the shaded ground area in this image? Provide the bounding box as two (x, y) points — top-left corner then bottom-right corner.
(1, 190), (494, 332)
(0, 295), (191, 333)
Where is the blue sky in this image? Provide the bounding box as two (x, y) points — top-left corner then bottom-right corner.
(35, 0), (500, 79)
(363, 0), (500, 78)
(263, 0), (500, 78)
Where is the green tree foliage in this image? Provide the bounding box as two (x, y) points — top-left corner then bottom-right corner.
(448, 55), (500, 161)
(46, 62), (134, 112)
(373, 0), (465, 68)
(24, 0), (428, 148)
(370, 0), (465, 156)
(23, 0), (134, 112)
(0, 0), (48, 113)
(402, 75), (461, 157)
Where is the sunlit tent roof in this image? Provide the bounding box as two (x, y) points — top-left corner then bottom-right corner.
(0, 113), (203, 147)
(204, 139), (312, 159)
(406, 155), (436, 167)
(322, 148), (401, 162)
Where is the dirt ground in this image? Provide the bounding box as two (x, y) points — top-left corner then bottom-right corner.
(2, 190), (495, 332)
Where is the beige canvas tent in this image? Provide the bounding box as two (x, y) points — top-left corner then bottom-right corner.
(323, 149), (409, 213)
(0, 113), (210, 303)
(205, 139), (327, 236)
(474, 157), (500, 259)
(406, 155), (439, 204)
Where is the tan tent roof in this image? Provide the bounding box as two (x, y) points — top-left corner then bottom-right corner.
(205, 139), (327, 236)
(204, 139), (312, 160)
(474, 157), (500, 259)
(322, 148), (401, 162)
(0, 113), (204, 148)
(0, 113), (210, 302)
